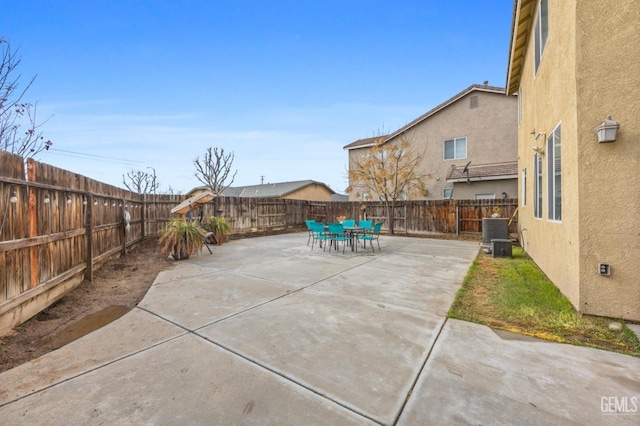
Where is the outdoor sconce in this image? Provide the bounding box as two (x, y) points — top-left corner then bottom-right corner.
(10, 191), (18, 203)
(112, 202), (116, 207)
(94, 199), (98, 206)
(82, 197), (88, 206)
(66, 195), (72, 204)
(596, 115), (620, 143)
(104, 200), (108, 206)
(44, 193), (51, 204)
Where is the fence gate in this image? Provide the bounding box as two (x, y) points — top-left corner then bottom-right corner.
(307, 203), (328, 222)
(256, 201), (286, 229)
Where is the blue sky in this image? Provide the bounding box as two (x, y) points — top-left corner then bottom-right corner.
(2, 1), (513, 194)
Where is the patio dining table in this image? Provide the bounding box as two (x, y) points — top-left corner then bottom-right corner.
(342, 226), (364, 252)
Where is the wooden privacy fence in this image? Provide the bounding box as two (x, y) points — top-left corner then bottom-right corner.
(303, 199), (518, 236)
(0, 152), (182, 334)
(1, 150), (517, 334)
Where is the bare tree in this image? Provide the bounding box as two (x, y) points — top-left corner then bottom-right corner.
(0, 37), (52, 157)
(194, 147), (237, 195)
(122, 167), (159, 194)
(346, 135), (430, 234)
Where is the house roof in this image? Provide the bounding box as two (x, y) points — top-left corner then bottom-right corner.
(446, 161), (519, 183)
(220, 180), (336, 198)
(342, 135), (388, 150)
(506, 0), (536, 95)
(343, 83), (507, 150)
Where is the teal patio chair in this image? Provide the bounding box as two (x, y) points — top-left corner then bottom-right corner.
(305, 219), (316, 245)
(310, 222), (331, 251)
(358, 220), (372, 231)
(342, 219), (356, 228)
(328, 222), (351, 254)
(357, 222), (382, 252)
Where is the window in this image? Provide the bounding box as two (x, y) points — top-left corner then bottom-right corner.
(443, 188), (453, 199)
(534, 153), (543, 218)
(444, 137), (467, 160)
(521, 168), (527, 207)
(475, 194), (496, 200)
(534, 0), (549, 74)
(547, 123), (561, 221)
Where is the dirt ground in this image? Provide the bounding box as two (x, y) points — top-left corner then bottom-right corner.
(0, 237), (174, 373)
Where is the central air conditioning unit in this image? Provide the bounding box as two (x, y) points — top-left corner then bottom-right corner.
(482, 218), (509, 245)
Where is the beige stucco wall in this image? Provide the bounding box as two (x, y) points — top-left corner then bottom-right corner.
(574, 1), (640, 320)
(348, 90), (518, 201)
(449, 179), (518, 200)
(515, 0), (640, 320)
(282, 184), (333, 202)
(516, 0), (581, 308)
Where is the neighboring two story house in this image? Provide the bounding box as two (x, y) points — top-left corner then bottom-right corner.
(507, 0), (639, 320)
(344, 84), (518, 201)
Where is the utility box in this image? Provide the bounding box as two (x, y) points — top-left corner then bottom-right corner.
(491, 239), (512, 258)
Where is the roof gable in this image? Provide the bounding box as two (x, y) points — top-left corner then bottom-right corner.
(344, 84), (507, 150)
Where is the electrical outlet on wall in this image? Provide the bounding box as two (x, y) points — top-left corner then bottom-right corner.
(598, 263), (611, 276)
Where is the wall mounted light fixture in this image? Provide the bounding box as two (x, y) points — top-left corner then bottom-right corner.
(532, 146), (545, 155)
(596, 115), (620, 143)
(10, 191), (18, 203)
(44, 193), (51, 204)
(66, 195), (72, 204)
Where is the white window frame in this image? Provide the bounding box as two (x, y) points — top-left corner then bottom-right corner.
(547, 123), (561, 221)
(534, 0), (549, 75)
(443, 188), (453, 199)
(475, 194), (495, 200)
(534, 153), (543, 218)
(443, 137), (467, 160)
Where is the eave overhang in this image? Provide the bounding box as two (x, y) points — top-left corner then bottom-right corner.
(506, 0), (536, 95)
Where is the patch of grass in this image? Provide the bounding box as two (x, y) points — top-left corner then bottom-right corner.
(449, 246), (640, 357)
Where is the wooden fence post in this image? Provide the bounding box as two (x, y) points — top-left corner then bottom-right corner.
(85, 194), (94, 282)
(26, 160), (39, 289)
(120, 199), (127, 256)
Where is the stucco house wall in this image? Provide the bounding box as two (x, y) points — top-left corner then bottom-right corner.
(575, 1), (640, 319)
(509, 0), (640, 320)
(346, 86), (518, 201)
(451, 180), (518, 200)
(281, 184), (333, 202)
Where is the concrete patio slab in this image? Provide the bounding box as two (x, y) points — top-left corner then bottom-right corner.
(198, 288), (444, 425)
(314, 265), (462, 315)
(1, 233), (637, 425)
(0, 308), (185, 405)
(138, 270), (302, 330)
(226, 254), (363, 286)
(151, 262), (216, 284)
(399, 319), (640, 426)
(0, 334), (373, 425)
